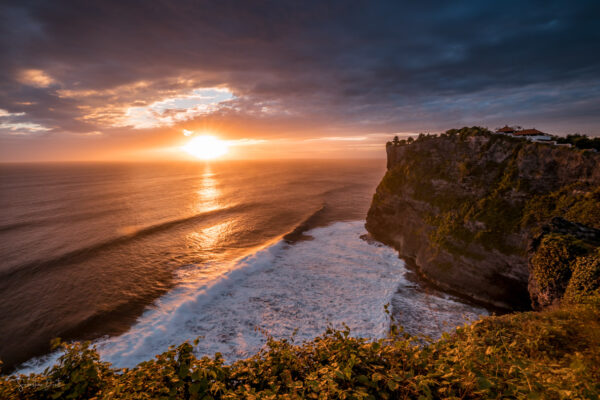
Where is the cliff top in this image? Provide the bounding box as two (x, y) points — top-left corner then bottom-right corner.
(386, 126), (600, 153)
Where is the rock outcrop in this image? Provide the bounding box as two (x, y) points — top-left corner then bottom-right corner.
(366, 128), (600, 310)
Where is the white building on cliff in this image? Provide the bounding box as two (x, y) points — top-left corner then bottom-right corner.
(495, 126), (553, 143)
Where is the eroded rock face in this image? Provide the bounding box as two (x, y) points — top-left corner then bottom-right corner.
(367, 130), (600, 310)
(366, 178), (531, 311)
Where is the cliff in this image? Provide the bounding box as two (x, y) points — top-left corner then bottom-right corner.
(366, 127), (600, 310)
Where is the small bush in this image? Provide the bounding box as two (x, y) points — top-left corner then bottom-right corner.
(531, 234), (588, 293)
(564, 250), (600, 306)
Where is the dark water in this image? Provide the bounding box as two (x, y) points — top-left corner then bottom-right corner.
(1, 160), (488, 374)
(0, 160), (386, 370)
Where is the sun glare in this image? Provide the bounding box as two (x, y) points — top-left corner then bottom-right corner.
(182, 135), (228, 160)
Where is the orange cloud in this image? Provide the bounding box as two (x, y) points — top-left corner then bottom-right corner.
(17, 69), (56, 88)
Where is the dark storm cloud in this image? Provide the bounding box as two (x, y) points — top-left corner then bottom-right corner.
(1, 0), (599, 137)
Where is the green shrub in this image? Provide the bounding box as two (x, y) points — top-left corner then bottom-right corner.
(522, 186), (600, 230)
(530, 234), (588, 294)
(0, 340), (113, 400)
(556, 134), (600, 151)
(564, 250), (600, 306)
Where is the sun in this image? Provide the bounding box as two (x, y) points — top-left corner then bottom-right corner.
(182, 135), (228, 160)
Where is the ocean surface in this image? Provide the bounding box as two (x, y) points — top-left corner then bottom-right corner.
(0, 160), (487, 373)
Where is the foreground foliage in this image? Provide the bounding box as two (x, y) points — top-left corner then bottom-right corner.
(2, 303), (599, 399)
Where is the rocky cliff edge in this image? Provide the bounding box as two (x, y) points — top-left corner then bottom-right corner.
(366, 127), (600, 310)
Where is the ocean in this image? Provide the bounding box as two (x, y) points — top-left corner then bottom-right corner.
(0, 160), (486, 373)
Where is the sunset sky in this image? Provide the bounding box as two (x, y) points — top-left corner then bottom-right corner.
(1, 1), (599, 161)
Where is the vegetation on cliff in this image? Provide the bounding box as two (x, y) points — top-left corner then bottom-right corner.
(523, 185), (600, 230)
(529, 234), (599, 309)
(556, 134), (600, 151)
(2, 302), (599, 399)
(564, 249), (600, 305)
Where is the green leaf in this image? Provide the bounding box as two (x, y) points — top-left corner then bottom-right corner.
(478, 376), (492, 389)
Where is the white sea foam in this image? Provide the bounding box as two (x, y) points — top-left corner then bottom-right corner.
(19, 221), (487, 373)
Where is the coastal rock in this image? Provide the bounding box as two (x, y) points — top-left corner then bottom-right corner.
(366, 128), (600, 310)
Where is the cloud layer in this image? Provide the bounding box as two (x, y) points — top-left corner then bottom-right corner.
(1, 0), (599, 159)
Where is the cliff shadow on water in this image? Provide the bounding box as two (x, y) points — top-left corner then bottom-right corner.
(366, 127), (600, 311)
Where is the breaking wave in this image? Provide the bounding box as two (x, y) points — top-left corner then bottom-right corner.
(19, 221), (486, 373)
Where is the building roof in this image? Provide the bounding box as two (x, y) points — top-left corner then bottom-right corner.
(514, 128), (546, 136)
(496, 126), (515, 133)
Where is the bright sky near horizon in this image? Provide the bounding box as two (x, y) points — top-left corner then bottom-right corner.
(1, 1), (599, 161)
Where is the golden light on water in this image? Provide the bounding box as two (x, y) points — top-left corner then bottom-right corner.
(194, 167), (221, 213)
(182, 135), (229, 160)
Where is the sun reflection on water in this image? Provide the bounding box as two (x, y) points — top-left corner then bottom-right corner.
(194, 166), (221, 213)
(182, 220), (236, 282)
(186, 221), (233, 252)
(180, 165), (233, 282)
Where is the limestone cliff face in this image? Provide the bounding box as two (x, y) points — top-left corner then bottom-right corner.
(366, 129), (600, 310)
